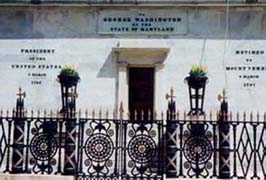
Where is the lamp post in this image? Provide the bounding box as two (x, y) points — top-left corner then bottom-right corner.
(11, 87), (26, 173)
(218, 89), (230, 179)
(58, 69), (80, 175)
(185, 75), (208, 115)
(58, 74), (79, 114)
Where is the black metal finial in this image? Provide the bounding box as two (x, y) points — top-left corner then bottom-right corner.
(166, 87), (175, 101)
(16, 87), (26, 100)
(218, 88), (227, 102)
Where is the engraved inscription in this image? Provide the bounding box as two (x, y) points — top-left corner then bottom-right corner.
(98, 11), (187, 34)
(9, 49), (62, 85)
(226, 49), (266, 89)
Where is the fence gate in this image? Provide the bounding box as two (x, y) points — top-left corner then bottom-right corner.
(166, 120), (219, 179)
(76, 118), (164, 180)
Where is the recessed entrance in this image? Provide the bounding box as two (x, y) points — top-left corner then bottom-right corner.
(128, 67), (154, 120)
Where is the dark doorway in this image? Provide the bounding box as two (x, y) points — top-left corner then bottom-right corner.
(128, 67), (154, 120)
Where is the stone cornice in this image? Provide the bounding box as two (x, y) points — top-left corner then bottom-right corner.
(0, 0), (265, 7)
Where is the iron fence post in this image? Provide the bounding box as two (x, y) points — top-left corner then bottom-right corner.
(63, 98), (77, 175)
(218, 97), (230, 179)
(11, 88), (26, 173)
(165, 88), (178, 177)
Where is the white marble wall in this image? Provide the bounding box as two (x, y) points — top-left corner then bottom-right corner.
(0, 6), (266, 113)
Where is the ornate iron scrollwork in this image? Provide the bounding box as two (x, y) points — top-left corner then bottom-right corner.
(182, 124), (214, 178)
(128, 134), (156, 164)
(184, 136), (212, 165)
(29, 131), (58, 174)
(123, 121), (163, 179)
(30, 133), (58, 161)
(82, 120), (117, 177)
(85, 133), (114, 163)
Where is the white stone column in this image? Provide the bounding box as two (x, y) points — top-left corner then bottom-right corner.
(154, 63), (165, 113)
(117, 61), (129, 116)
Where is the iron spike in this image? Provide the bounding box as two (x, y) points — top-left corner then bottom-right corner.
(236, 112), (239, 121)
(243, 112), (246, 122)
(92, 109), (95, 119)
(161, 111), (164, 120)
(106, 110), (109, 119)
(99, 109), (102, 119)
(229, 111), (232, 121)
(127, 111), (130, 120)
(78, 109), (81, 119)
(184, 110), (186, 120)
(210, 111), (212, 121)
(44, 109), (47, 117)
(134, 110), (137, 121)
(119, 109), (124, 120)
(37, 109), (40, 117)
(154, 110), (157, 120)
(119, 102), (124, 120)
(0, 109), (3, 117)
(56, 109), (60, 118)
(31, 109), (34, 117)
(257, 112), (260, 122)
(12, 108), (15, 117)
(6, 110), (9, 117)
(113, 110), (116, 119)
(141, 109), (144, 120)
(148, 109), (151, 120)
(264, 112), (266, 122)
(204, 112), (207, 121)
(176, 110), (179, 120)
(85, 109), (88, 118)
(119, 102), (124, 115)
(250, 112), (253, 122)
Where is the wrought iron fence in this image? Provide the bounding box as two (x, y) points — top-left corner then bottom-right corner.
(76, 118), (164, 180)
(166, 112), (266, 179)
(1, 93), (266, 179)
(0, 108), (165, 179)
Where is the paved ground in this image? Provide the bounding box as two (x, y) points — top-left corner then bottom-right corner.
(0, 174), (74, 180)
(0, 174), (219, 180)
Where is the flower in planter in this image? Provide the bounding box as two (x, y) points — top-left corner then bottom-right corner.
(189, 65), (207, 77)
(58, 64), (80, 86)
(59, 64), (79, 77)
(185, 65), (208, 89)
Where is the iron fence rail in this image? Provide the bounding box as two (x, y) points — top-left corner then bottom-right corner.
(0, 110), (266, 179)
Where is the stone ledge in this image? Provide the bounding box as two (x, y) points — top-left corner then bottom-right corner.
(0, 174), (74, 180)
(0, 0), (265, 6)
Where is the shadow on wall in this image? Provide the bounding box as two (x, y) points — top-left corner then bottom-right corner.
(97, 50), (119, 111)
(97, 51), (116, 78)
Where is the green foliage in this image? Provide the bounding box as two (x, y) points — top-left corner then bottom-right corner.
(189, 65), (207, 77)
(59, 65), (79, 77)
